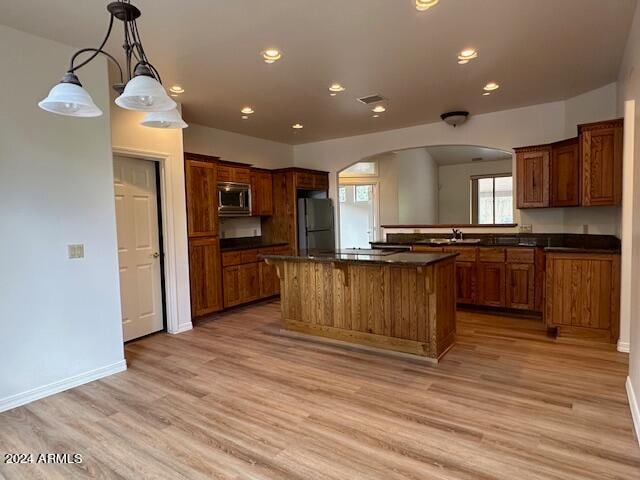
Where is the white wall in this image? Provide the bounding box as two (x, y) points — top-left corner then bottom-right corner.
(565, 82), (618, 137)
(0, 25), (125, 411)
(110, 101), (193, 334)
(184, 123), (294, 169)
(617, 1), (640, 444)
(395, 149), (438, 224)
(293, 86), (621, 237)
(438, 159), (513, 224)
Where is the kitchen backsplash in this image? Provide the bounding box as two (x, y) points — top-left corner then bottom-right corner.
(219, 217), (262, 239)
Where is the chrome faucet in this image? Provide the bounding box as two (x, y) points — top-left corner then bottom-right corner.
(452, 228), (463, 241)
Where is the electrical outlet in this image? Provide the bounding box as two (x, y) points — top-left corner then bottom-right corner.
(68, 244), (84, 259)
(583, 224), (589, 234)
(519, 225), (533, 233)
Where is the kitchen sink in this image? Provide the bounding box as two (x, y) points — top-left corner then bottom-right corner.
(425, 238), (482, 245)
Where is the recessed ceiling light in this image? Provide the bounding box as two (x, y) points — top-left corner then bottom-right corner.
(241, 115), (249, 119)
(482, 92), (491, 96)
(372, 114), (380, 118)
(241, 106), (255, 115)
(416, 0), (439, 11)
(457, 48), (478, 64)
(262, 48), (282, 63)
(372, 105), (386, 113)
(169, 85), (184, 94)
(329, 83), (346, 93)
(292, 123), (303, 129)
(483, 82), (500, 91)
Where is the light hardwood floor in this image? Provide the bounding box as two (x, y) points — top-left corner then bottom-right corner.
(1, 301), (638, 479)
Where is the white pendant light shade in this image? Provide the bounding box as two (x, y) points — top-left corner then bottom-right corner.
(38, 81), (102, 117)
(140, 108), (188, 129)
(115, 74), (177, 112)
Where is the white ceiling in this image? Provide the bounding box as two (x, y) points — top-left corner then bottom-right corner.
(425, 145), (512, 166)
(2, 0), (635, 144)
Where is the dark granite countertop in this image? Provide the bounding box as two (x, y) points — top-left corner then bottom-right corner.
(260, 249), (457, 266)
(220, 236), (289, 252)
(371, 233), (620, 253)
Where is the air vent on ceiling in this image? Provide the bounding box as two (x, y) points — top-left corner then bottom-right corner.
(472, 157), (484, 162)
(357, 94), (386, 105)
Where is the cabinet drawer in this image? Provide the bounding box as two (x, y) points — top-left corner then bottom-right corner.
(240, 249), (258, 263)
(506, 248), (534, 264)
(412, 246), (443, 253)
(221, 251), (242, 266)
(479, 248), (505, 263)
(273, 245), (290, 254)
(443, 247), (477, 262)
(258, 247), (275, 255)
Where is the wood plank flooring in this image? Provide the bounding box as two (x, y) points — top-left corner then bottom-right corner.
(1, 301), (638, 479)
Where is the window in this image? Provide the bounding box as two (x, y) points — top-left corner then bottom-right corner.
(355, 185), (370, 202)
(339, 187), (346, 203)
(340, 161), (377, 177)
(471, 175), (513, 224)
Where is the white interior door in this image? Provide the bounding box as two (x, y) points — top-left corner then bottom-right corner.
(113, 155), (164, 341)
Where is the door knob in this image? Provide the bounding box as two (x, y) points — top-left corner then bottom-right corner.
(152, 252), (160, 258)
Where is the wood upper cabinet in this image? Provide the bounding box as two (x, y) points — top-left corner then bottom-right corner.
(550, 138), (580, 207)
(189, 237), (222, 316)
(580, 119), (623, 206)
(250, 169), (274, 216)
(217, 164), (251, 184)
(515, 146), (550, 209)
(545, 252), (620, 343)
(293, 169), (329, 191)
(185, 158), (218, 237)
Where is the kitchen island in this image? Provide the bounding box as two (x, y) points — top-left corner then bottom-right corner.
(260, 249), (457, 361)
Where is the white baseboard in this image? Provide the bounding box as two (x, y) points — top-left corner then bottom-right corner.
(627, 376), (640, 446)
(0, 359), (127, 413)
(618, 340), (630, 353)
(169, 322), (193, 334)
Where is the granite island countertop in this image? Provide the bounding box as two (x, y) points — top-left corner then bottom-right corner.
(259, 249), (457, 267)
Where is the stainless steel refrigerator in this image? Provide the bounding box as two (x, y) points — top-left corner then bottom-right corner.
(297, 198), (336, 251)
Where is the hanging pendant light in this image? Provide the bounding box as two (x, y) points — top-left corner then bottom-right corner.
(39, 1), (177, 117)
(140, 108), (188, 129)
(38, 73), (102, 117)
(115, 64), (176, 112)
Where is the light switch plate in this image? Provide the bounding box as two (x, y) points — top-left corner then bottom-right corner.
(519, 225), (533, 233)
(68, 244), (85, 259)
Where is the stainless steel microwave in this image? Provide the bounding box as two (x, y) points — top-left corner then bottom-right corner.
(217, 182), (252, 217)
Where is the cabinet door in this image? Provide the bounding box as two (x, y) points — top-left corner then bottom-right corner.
(239, 263), (260, 302)
(189, 238), (222, 316)
(313, 173), (329, 191)
(295, 172), (315, 190)
(478, 262), (506, 307)
(516, 149), (550, 208)
(259, 261), (278, 297)
(581, 121), (623, 206)
(506, 263), (535, 310)
(251, 172), (273, 216)
(550, 139), (580, 207)
(455, 261), (477, 304)
(185, 160), (218, 237)
(223, 266), (242, 308)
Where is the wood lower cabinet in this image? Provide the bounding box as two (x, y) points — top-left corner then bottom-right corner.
(222, 263), (259, 308)
(454, 261), (477, 304)
(580, 119), (623, 206)
(516, 146), (550, 209)
(545, 252), (620, 343)
(506, 263), (535, 310)
(188, 237), (222, 317)
(550, 138), (580, 207)
(478, 262), (506, 307)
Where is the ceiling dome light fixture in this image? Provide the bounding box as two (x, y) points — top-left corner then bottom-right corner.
(415, 0), (439, 11)
(241, 106), (255, 115)
(38, 1), (179, 120)
(140, 108), (188, 129)
(292, 123), (304, 129)
(241, 115), (249, 120)
(329, 83), (346, 94)
(440, 111), (469, 127)
(262, 48), (282, 63)
(372, 105), (386, 113)
(169, 85), (185, 94)
(457, 48), (478, 64)
(483, 82), (500, 91)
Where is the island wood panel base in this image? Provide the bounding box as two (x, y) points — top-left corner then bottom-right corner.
(272, 258), (456, 359)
